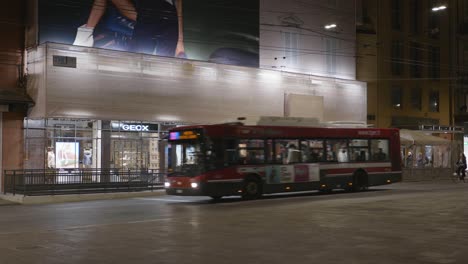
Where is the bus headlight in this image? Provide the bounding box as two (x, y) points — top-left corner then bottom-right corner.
(191, 182), (199, 189)
(164, 182), (171, 188)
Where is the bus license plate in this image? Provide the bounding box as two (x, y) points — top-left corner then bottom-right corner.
(176, 189), (183, 194)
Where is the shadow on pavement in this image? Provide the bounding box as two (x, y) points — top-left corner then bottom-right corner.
(173, 188), (393, 205)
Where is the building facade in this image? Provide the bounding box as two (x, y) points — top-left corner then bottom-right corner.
(357, 0), (452, 129)
(357, 0), (465, 172)
(452, 1), (468, 125)
(3, 0), (366, 188)
(0, 0), (33, 191)
(260, 0), (357, 80)
(450, 0), (468, 158)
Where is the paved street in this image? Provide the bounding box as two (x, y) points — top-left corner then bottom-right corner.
(0, 182), (467, 264)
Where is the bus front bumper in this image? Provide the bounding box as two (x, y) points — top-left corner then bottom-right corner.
(166, 188), (204, 196)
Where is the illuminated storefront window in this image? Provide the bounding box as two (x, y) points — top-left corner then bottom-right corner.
(24, 118), (176, 170)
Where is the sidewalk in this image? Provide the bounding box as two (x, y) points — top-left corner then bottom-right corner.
(0, 189), (166, 205)
(393, 179), (467, 189)
(0, 197), (18, 206)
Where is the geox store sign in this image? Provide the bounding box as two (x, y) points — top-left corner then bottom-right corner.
(111, 122), (158, 132)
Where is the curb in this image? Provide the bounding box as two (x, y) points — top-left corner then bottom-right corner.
(0, 199), (19, 206)
(0, 189), (167, 205)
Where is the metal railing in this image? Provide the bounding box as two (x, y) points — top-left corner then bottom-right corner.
(3, 168), (166, 196)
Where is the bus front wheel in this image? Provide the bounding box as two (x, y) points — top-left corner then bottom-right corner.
(242, 178), (262, 200)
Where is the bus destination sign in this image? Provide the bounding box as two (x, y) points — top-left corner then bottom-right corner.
(170, 131), (199, 140)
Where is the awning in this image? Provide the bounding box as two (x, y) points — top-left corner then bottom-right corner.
(0, 89), (34, 105)
(400, 129), (450, 146)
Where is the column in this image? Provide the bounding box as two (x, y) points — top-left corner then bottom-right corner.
(2, 112), (25, 191)
(92, 120), (102, 169)
(101, 120), (111, 182)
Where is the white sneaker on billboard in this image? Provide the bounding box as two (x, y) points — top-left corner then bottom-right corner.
(73, 25), (94, 47)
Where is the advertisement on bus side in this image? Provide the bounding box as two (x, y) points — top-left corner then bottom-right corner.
(266, 164), (320, 184)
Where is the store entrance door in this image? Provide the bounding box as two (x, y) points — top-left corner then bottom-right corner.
(111, 139), (149, 170)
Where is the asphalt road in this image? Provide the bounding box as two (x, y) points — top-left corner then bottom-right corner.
(0, 182), (467, 264)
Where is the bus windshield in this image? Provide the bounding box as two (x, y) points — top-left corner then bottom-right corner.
(169, 141), (205, 176)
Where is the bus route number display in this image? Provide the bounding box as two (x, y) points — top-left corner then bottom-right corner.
(170, 131), (199, 140)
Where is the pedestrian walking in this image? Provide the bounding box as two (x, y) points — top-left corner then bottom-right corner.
(456, 153), (466, 182)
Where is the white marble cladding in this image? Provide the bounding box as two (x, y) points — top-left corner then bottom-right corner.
(26, 43), (366, 124)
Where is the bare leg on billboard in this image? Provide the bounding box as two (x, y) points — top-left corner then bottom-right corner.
(175, 0), (186, 58)
(73, 0), (137, 47)
(131, 0), (182, 57)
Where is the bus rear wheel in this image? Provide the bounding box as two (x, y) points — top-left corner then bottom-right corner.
(349, 170), (368, 192)
(242, 178), (262, 200)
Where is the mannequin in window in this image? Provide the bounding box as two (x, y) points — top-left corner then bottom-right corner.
(47, 147), (56, 169)
(83, 148), (93, 168)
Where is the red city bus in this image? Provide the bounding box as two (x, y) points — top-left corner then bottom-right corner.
(165, 123), (402, 200)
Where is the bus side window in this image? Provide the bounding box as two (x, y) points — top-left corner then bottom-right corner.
(225, 150), (237, 165)
(326, 140), (348, 162)
(225, 139), (238, 165)
(238, 139), (265, 165)
(300, 141), (310, 162)
(287, 145), (301, 164)
(349, 139), (369, 162)
(325, 141), (336, 162)
(274, 141), (285, 164)
(370, 139), (389, 161)
(302, 139), (324, 162)
(246, 149), (264, 164)
(266, 140), (274, 163)
(206, 138), (225, 169)
(274, 140), (300, 164)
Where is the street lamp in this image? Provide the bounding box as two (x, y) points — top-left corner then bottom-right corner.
(432, 5), (447, 12)
(324, 24), (337, 30)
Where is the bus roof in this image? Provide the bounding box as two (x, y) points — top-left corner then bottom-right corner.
(169, 123), (399, 139)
